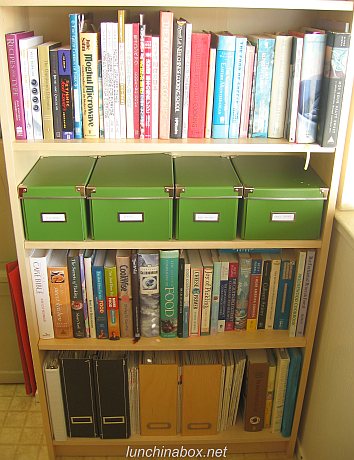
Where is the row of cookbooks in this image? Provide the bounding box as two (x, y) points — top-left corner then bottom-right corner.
(44, 348), (302, 440)
(6, 12), (350, 145)
(30, 248), (315, 341)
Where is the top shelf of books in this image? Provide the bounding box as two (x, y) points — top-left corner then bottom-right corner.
(0, 0), (353, 11)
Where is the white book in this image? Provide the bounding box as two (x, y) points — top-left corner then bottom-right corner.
(29, 249), (54, 339)
(151, 36), (160, 139)
(289, 250), (307, 337)
(200, 249), (213, 335)
(118, 11), (127, 139)
(181, 21), (192, 139)
(125, 23), (134, 139)
(110, 22), (121, 139)
(296, 250), (316, 337)
(101, 23), (111, 139)
(43, 352), (67, 441)
(19, 35), (43, 140)
(204, 47), (216, 139)
(271, 348), (290, 433)
(265, 254), (281, 330)
(27, 46), (44, 140)
(84, 249), (96, 338)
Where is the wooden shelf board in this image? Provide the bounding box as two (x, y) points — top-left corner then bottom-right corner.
(38, 331), (306, 351)
(13, 138), (335, 154)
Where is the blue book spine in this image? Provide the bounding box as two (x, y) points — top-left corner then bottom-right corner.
(160, 250), (179, 338)
(229, 37), (247, 138)
(274, 259), (296, 330)
(58, 48), (74, 139)
(69, 13), (83, 139)
(218, 261), (229, 332)
(251, 37), (275, 138)
(92, 265), (109, 338)
(210, 261), (221, 335)
(281, 348), (302, 437)
(212, 35), (236, 139)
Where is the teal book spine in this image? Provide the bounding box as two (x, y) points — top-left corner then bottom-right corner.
(69, 13), (83, 139)
(210, 260), (221, 335)
(273, 258), (296, 330)
(160, 250), (179, 338)
(281, 348), (302, 437)
(229, 36), (247, 138)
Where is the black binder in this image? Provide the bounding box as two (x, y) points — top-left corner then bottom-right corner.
(59, 351), (97, 437)
(93, 351), (131, 439)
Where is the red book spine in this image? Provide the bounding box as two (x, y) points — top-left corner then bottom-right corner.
(132, 23), (140, 139)
(144, 35), (152, 139)
(188, 32), (211, 138)
(6, 31), (34, 140)
(159, 11), (174, 139)
(225, 260), (239, 331)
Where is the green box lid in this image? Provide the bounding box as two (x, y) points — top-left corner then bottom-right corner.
(174, 157), (242, 198)
(87, 154), (174, 198)
(232, 156), (329, 199)
(19, 156), (97, 198)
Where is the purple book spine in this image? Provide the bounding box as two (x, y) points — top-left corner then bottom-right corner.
(58, 48), (74, 139)
(6, 31), (34, 140)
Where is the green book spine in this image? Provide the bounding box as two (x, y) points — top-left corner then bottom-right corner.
(159, 250), (179, 338)
(104, 264), (120, 339)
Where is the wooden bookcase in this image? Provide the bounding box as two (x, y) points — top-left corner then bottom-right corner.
(0, 1), (353, 458)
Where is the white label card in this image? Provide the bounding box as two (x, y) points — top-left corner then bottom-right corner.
(194, 213), (219, 222)
(41, 213), (66, 222)
(271, 212), (296, 222)
(118, 213), (144, 222)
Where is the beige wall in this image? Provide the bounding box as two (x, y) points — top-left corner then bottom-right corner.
(298, 214), (354, 460)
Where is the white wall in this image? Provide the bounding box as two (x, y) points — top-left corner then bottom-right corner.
(298, 213), (354, 460)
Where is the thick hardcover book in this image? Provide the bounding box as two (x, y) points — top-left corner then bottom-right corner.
(92, 250), (109, 339)
(29, 249), (54, 339)
(247, 35), (275, 138)
(47, 250), (73, 339)
(200, 250), (214, 336)
(264, 349), (277, 428)
(188, 32), (211, 138)
(182, 251), (191, 338)
(69, 13), (83, 139)
(218, 251), (229, 332)
(246, 254), (263, 331)
(27, 46), (44, 140)
(225, 254), (238, 331)
(78, 250), (90, 337)
(151, 36), (160, 139)
(289, 250), (307, 337)
(170, 18), (186, 138)
(182, 21), (192, 139)
(211, 33), (236, 139)
(274, 251), (296, 330)
(271, 348), (290, 433)
(59, 350), (98, 437)
(101, 22), (113, 139)
(132, 23), (140, 139)
(80, 31), (100, 138)
(229, 36), (247, 138)
(144, 34), (152, 139)
(94, 351), (130, 439)
(265, 254), (281, 330)
(6, 30), (34, 140)
(177, 254), (185, 338)
(317, 31), (351, 147)
(138, 250), (160, 338)
(159, 10), (174, 139)
(160, 249), (179, 338)
(281, 348), (302, 437)
(139, 15), (146, 139)
(116, 249), (134, 338)
(235, 253), (251, 331)
(130, 251), (141, 339)
(58, 47), (74, 139)
(188, 250), (203, 336)
(296, 250), (316, 336)
(112, 22), (120, 139)
(104, 249), (120, 340)
(239, 43), (255, 138)
(84, 249), (96, 338)
(49, 48), (62, 139)
(210, 249), (221, 335)
(67, 250), (86, 338)
(118, 10), (127, 139)
(243, 349), (269, 431)
(38, 41), (61, 140)
(257, 256), (272, 330)
(125, 23), (134, 139)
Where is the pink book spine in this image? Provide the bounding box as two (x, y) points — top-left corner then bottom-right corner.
(225, 261), (239, 331)
(188, 33), (211, 138)
(159, 11), (173, 139)
(239, 44), (255, 139)
(132, 23), (140, 139)
(6, 31), (34, 140)
(144, 35), (152, 139)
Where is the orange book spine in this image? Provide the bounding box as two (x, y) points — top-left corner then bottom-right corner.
(47, 266), (73, 338)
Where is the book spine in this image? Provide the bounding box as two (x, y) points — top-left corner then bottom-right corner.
(101, 23), (112, 139)
(69, 13), (83, 139)
(229, 37), (247, 138)
(264, 361), (276, 428)
(80, 32), (100, 138)
(84, 253), (96, 338)
(92, 266), (109, 339)
(183, 261), (191, 338)
(257, 259), (271, 329)
(271, 352), (290, 433)
(138, 252), (160, 338)
(265, 259), (281, 329)
(151, 36), (160, 139)
(132, 23), (140, 139)
(235, 258), (251, 331)
(98, 60), (104, 138)
(247, 50), (258, 138)
(118, 10), (127, 139)
(39, 44), (56, 140)
(19, 46), (34, 140)
(139, 18), (146, 139)
(130, 253), (141, 339)
(188, 33), (211, 138)
(47, 265), (73, 338)
(201, 266), (213, 335)
(281, 349), (302, 437)
(317, 32), (350, 147)
(212, 35), (235, 139)
(160, 250), (179, 338)
(117, 256), (134, 338)
(58, 48), (74, 139)
(225, 261), (238, 331)
(274, 260), (296, 330)
(104, 265), (120, 339)
(289, 251), (307, 337)
(218, 261), (229, 332)
(170, 19), (186, 139)
(112, 22), (121, 139)
(244, 360), (269, 431)
(49, 49), (62, 139)
(189, 267), (203, 336)
(296, 250), (316, 336)
(246, 257), (262, 331)
(67, 255), (85, 338)
(144, 35), (152, 139)
(79, 251), (90, 338)
(30, 254), (54, 339)
(210, 261), (221, 335)
(177, 257), (185, 338)
(181, 22), (192, 139)
(239, 44), (255, 138)
(205, 47), (216, 139)
(125, 24), (134, 139)
(27, 48), (43, 140)
(251, 38), (275, 138)
(159, 10), (174, 139)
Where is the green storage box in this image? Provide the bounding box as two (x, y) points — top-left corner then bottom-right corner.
(174, 157), (243, 240)
(232, 156), (329, 240)
(19, 156), (96, 241)
(87, 154), (174, 240)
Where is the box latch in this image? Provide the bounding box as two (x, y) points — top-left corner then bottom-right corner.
(243, 186), (255, 199)
(86, 186), (97, 198)
(75, 185), (86, 197)
(320, 187), (329, 200)
(18, 184), (27, 199)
